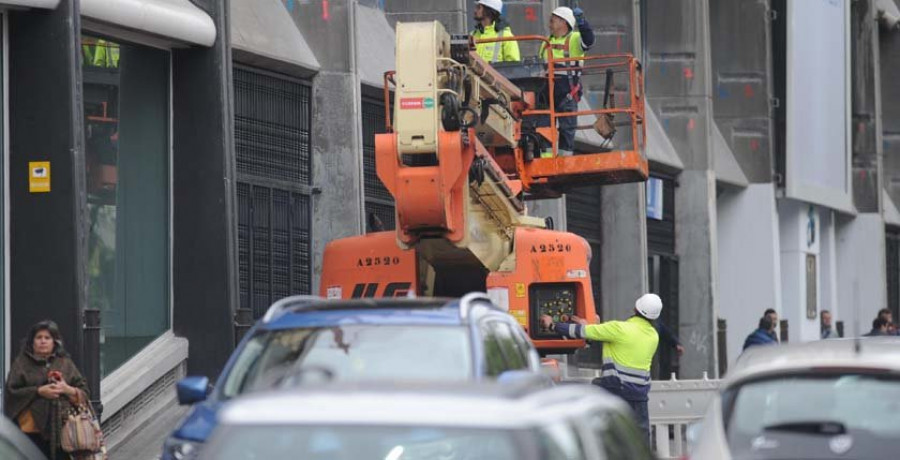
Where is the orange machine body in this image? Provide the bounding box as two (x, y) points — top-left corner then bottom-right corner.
(321, 226), (597, 353)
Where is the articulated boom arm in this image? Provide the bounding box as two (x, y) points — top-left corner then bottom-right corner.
(321, 21), (649, 354)
(376, 22), (543, 274)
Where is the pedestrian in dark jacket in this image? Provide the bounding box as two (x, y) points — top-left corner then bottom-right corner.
(864, 317), (889, 337)
(4, 321), (90, 460)
(743, 317), (778, 351)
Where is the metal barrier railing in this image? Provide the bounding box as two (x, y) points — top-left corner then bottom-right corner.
(649, 373), (721, 459)
(552, 354), (721, 459)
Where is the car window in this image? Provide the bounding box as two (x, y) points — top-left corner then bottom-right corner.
(206, 424), (525, 460)
(221, 325), (472, 398)
(725, 374), (900, 457)
(491, 321), (528, 370)
(481, 322), (507, 377)
(537, 420), (587, 460)
(510, 323), (537, 368)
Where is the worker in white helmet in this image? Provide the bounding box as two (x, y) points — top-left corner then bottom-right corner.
(471, 0), (521, 63)
(537, 6), (595, 157)
(541, 293), (661, 441)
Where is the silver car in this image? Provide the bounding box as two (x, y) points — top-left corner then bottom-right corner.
(690, 338), (900, 460)
(0, 413), (46, 460)
(199, 382), (655, 460)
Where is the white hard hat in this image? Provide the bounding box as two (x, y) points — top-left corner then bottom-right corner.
(477, 0), (503, 14)
(635, 293), (663, 320)
(553, 7), (577, 30)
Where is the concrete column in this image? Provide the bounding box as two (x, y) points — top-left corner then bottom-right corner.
(645, 0), (719, 377)
(289, 1), (366, 292)
(675, 170), (718, 377)
(601, 184), (648, 321)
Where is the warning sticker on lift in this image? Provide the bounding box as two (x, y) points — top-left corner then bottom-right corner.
(399, 97), (434, 110)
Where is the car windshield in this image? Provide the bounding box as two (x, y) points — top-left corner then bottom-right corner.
(220, 325), (472, 398)
(725, 373), (900, 457)
(205, 425), (526, 460)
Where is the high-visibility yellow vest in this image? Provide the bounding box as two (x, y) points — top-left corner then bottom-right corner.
(472, 22), (521, 63)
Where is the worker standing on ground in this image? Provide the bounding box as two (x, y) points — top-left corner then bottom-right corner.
(539, 7), (595, 157)
(541, 293), (661, 442)
(471, 0), (520, 63)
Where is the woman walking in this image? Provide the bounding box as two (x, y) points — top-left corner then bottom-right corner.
(4, 320), (90, 459)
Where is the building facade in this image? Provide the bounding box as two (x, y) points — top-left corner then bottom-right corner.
(0, 0), (898, 446)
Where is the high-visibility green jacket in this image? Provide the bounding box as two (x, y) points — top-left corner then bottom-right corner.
(472, 21), (520, 63)
(555, 315), (659, 401)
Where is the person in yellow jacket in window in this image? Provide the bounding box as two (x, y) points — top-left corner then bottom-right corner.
(541, 293), (661, 442)
(471, 0), (520, 63)
(537, 7), (595, 157)
(93, 39), (120, 68)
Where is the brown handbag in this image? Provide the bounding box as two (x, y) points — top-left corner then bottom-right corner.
(60, 401), (106, 456)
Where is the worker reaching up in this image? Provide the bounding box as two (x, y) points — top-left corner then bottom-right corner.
(539, 7), (595, 157)
(471, 0), (521, 63)
(541, 293), (660, 442)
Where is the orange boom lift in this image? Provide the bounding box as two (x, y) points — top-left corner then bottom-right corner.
(321, 22), (647, 353)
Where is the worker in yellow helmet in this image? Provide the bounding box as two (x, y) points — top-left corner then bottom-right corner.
(538, 7), (595, 157)
(471, 0), (520, 63)
(541, 293), (661, 441)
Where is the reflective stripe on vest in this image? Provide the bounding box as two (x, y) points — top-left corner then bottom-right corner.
(600, 357), (651, 386)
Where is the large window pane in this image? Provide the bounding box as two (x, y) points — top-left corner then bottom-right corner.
(83, 36), (170, 376)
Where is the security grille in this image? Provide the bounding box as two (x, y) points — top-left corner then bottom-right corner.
(235, 67), (311, 185)
(235, 66), (313, 318)
(362, 97), (395, 230)
(566, 186), (602, 307)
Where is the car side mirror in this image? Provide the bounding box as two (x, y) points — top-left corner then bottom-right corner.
(177, 376), (210, 405)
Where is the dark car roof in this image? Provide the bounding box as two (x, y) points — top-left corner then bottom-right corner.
(260, 297), (493, 330)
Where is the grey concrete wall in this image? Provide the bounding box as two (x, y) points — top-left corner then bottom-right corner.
(646, 0), (719, 377)
(716, 184), (781, 368)
(836, 214), (888, 337)
(709, 0), (773, 183)
(286, 1), (366, 291)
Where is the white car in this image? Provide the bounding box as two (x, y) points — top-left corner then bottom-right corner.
(199, 381), (655, 460)
(689, 338), (900, 460)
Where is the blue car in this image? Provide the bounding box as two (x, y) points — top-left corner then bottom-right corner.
(162, 293), (543, 460)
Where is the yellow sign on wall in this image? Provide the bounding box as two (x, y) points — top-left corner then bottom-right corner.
(29, 161), (50, 193)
